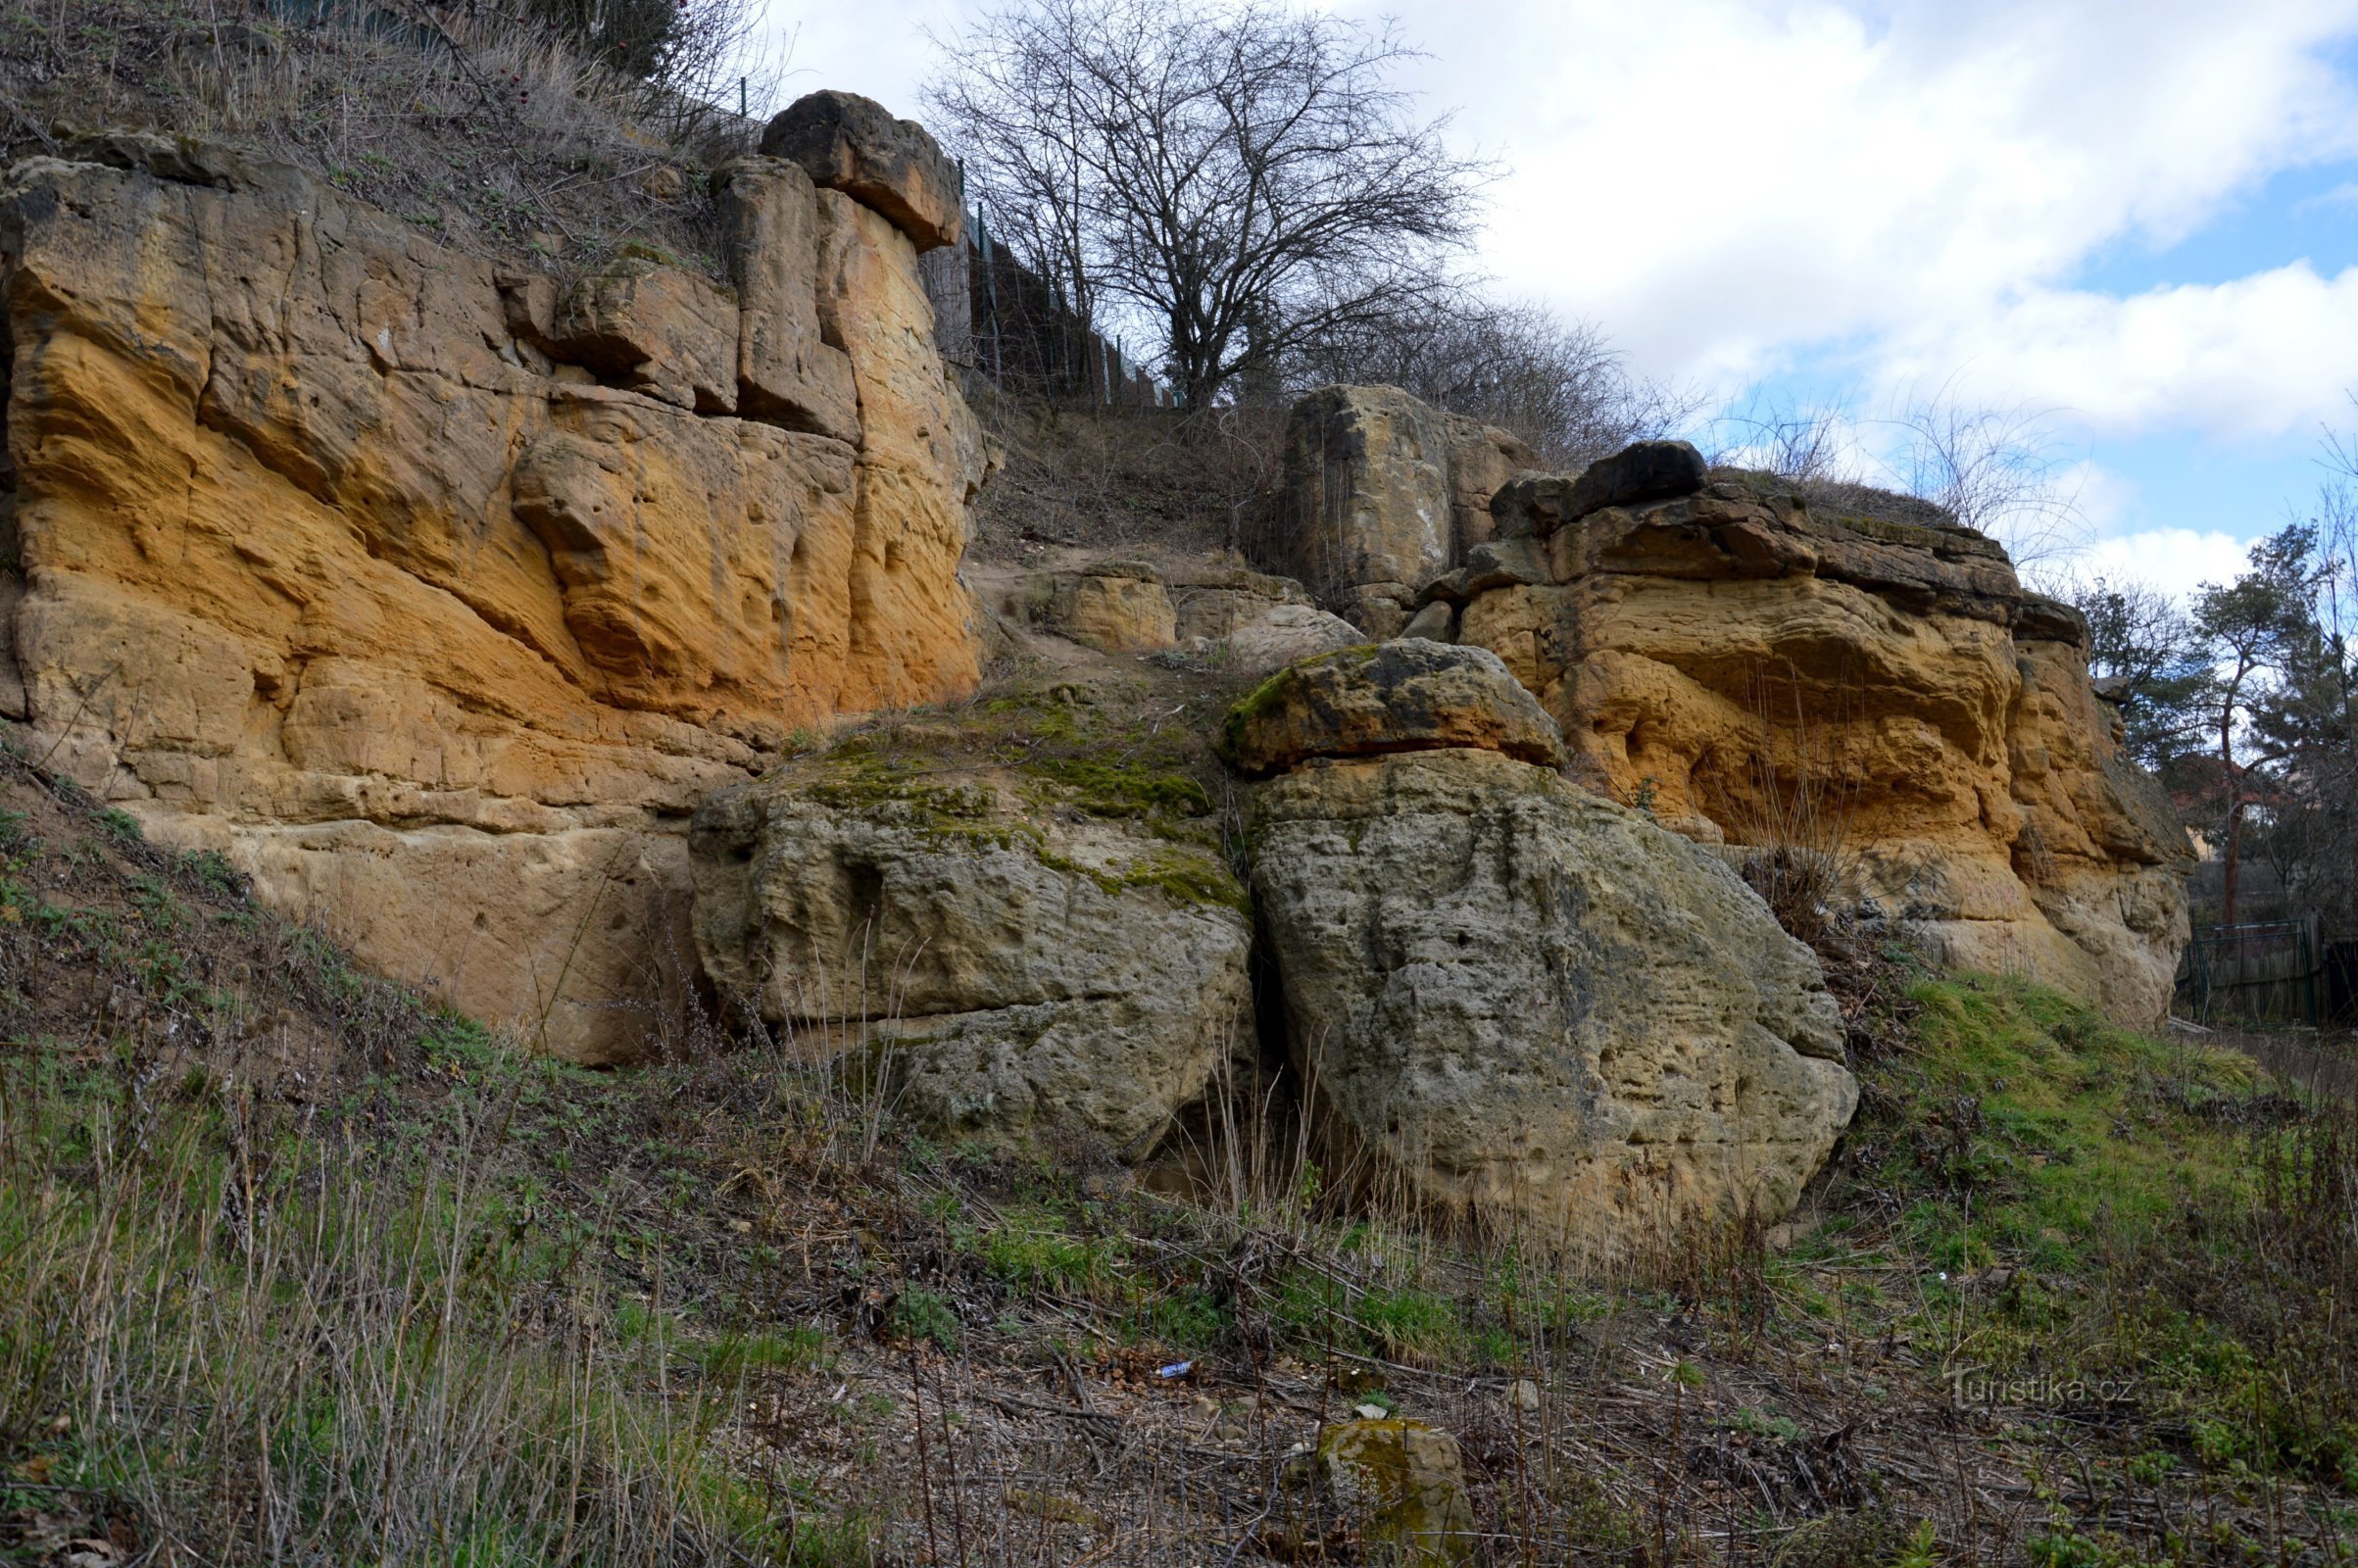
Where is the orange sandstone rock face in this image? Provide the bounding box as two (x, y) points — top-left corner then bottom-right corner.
(1437, 464), (2191, 1028)
(0, 127), (986, 1061)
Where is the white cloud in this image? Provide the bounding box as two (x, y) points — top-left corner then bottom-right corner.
(1877, 264), (2358, 442)
(2051, 527), (2254, 602)
(766, 1), (2358, 470)
(1363, 0), (2358, 437)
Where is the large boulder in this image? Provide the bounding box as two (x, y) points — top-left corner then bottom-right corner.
(763, 90), (962, 252)
(1450, 457), (2193, 1027)
(690, 757), (1252, 1154)
(1220, 641), (1566, 776)
(994, 559), (1361, 672)
(1216, 603), (1364, 673)
(1275, 385), (1536, 635)
(1248, 747), (1858, 1249)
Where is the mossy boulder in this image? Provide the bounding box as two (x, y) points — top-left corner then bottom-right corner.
(688, 754), (1251, 1155)
(1218, 640), (1567, 777)
(1315, 1419), (1475, 1566)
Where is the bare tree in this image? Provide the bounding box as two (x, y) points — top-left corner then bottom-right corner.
(926, 0), (1492, 412)
(1290, 297), (1699, 469)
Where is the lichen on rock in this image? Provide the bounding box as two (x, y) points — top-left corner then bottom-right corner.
(689, 749), (1253, 1155)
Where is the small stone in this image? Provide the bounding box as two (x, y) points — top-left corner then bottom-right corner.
(1506, 1379), (1542, 1413)
(1315, 1419), (1476, 1566)
(1399, 600), (1455, 643)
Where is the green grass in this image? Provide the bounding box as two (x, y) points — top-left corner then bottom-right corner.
(1836, 971), (2358, 1492)
(1869, 973), (2259, 1271)
(0, 1057), (779, 1565)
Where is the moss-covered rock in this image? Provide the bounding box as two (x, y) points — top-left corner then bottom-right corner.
(1314, 1419), (1475, 1566)
(1218, 639), (1567, 777)
(689, 750), (1252, 1156)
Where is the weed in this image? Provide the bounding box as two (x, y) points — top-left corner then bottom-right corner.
(886, 1289), (962, 1354)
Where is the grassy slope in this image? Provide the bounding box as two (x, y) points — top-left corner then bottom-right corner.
(0, 714), (2351, 1565)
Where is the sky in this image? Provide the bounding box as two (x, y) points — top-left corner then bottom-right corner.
(754, 0), (2358, 600)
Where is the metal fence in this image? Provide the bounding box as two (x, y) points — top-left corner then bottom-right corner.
(918, 209), (1171, 409)
(2177, 915), (2331, 1026)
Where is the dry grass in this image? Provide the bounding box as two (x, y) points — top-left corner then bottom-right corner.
(0, 0), (775, 277)
(0, 718), (2353, 1565)
(967, 392), (1289, 564)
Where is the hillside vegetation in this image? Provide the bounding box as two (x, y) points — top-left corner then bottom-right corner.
(0, 709), (2350, 1567)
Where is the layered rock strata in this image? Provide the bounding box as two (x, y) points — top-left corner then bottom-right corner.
(1236, 644), (1858, 1247)
(1420, 450), (2190, 1026)
(690, 757), (1253, 1153)
(1274, 388), (2190, 1026)
(0, 101), (986, 1060)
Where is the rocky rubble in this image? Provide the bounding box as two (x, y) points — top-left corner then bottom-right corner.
(0, 99), (985, 1060)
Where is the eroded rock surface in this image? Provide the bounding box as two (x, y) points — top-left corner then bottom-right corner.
(1220, 641), (1566, 776)
(0, 112), (986, 1059)
(690, 759), (1252, 1153)
(1237, 655), (1857, 1247)
(995, 557), (1361, 671)
(1277, 385), (1535, 635)
(1278, 388), (2191, 1026)
(1444, 458), (2191, 1026)
(761, 89), (963, 252)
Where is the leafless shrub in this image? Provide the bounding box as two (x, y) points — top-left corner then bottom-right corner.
(1706, 386), (2089, 567)
(969, 391), (1287, 559)
(1291, 297), (1702, 469)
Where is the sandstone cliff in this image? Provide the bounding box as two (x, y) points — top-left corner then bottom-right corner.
(0, 109), (987, 1061)
(1276, 402), (2191, 1028)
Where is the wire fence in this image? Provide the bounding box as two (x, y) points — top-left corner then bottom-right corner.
(2177, 915), (2335, 1027)
(918, 207), (1171, 410)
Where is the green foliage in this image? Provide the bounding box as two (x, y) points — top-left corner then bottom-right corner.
(701, 1327), (833, 1380)
(0, 1057), (765, 1564)
(886, 1288), (961, 1353)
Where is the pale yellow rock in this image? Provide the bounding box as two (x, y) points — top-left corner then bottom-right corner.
(549, 257), (739, 414)
(1053, 570), (1177, 654)
(712, 155), (860, 441)
(0, 135), (986, 1061)
(1249, 749), (1857, 1249)
(1278, 385), (1535, 632)
(690, 761), (1253, 1153)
